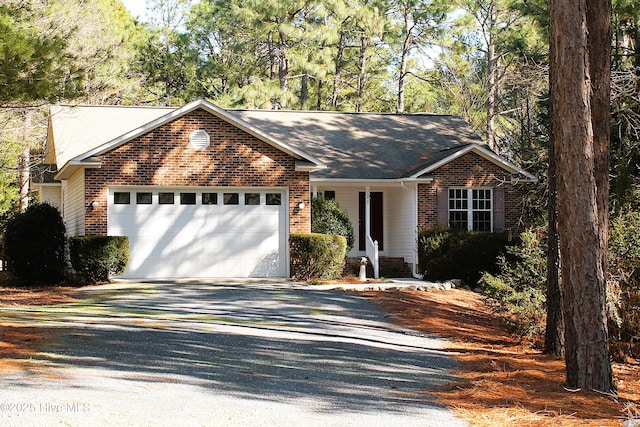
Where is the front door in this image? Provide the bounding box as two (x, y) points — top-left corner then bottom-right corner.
(358, 192), (384, 251)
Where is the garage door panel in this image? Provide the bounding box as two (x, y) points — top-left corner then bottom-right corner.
(108, 188), (287, 278)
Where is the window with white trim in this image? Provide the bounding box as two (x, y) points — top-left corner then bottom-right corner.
(448, 188), (492, 231)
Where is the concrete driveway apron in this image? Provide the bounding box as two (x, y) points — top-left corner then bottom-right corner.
(0, 280), (467, 427)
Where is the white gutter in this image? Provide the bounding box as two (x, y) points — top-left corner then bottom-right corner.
(310, 177), (434, 186)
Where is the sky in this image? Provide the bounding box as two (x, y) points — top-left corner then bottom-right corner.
(121, 0), (149, 22)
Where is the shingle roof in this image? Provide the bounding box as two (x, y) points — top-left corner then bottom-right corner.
(46, 105), (174, 167)
(47, 101), (531, 182)
(230, 110), (485, 179)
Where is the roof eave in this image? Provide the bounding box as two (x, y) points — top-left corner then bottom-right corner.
(310, 177), (434, 186)
(54, 158), (102, 180)
(296, 161), (327, 172)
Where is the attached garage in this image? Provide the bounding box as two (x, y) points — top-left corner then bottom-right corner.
(40, 100), (323, 280)
(107, 187), (288, 278)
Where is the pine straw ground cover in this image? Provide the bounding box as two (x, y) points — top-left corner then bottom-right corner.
(366, 288), (640, 427)
(1, 275), (638, 425)
(0, 272), (78, 372)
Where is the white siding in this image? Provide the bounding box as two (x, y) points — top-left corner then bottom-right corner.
(385, 185), (417, 264)
(37, 185), (62, 208)
(333, 188), (361, 257)
(63, 169), (85, 237)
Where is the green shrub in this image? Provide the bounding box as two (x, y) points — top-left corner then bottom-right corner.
(608, 212), (640, 350)
(69, 235), (129, 282)
(290, 233), (347, 281)
(311, 196), (355, 251)
(418, 228), (511, 286)
(479, 229), (547, 337)
(3, 203), (66, 284)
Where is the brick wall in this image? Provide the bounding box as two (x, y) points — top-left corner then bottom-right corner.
(417, 151), (526, 232)
(84, 108), (310, 234)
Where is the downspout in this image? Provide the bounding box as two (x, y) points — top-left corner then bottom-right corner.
(402, 180), (423, 280)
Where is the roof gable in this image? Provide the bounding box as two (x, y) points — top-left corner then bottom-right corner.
(50, 99), (325, 179)
(78, 100), (322, 165)
(409, 144), (537, 182)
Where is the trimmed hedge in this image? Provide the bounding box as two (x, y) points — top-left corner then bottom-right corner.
(290, 233), (347, 281)
(418, 228), (512, 286)
(4, 203), (66, 284)
(69, 235), (129, 282)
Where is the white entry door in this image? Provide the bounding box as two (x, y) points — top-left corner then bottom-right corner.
(107, 188), (288, 278)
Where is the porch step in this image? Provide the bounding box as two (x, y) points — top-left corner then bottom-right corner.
(344, 257), (413, 278)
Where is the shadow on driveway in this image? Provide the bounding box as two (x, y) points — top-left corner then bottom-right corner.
(1, 281), (462, 423)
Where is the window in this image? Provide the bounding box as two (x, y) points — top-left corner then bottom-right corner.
(266, 193), (282, 206)
(114, 192), (130, 205)
(448, 188), (492, 231)
(136, 192), (152, 204)
(159, 192), (175, 205)
(202, 193), (218, 205)
(448, 189), (468, 230)
(472, 189), (492, 231)
(223, 193), (239, 205)
(245, 193), (260, 205)
(324, 190), (335, 200)
(180, 193), (196, 205)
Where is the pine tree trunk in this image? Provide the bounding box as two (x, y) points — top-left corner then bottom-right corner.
(332, 30), (346, 109)
(549, 0), (614, 392)
(301, 73), (309, 110)
(18, 110), (32, 213)
(268, 32), (276, 80)
(356, 34), (368, 113)
(486, 33), (498, 152)
(587, 0), (612, 292)
(485, 4), (499, 152)
(545, 140), (564, 357)
(397, 32), (411, 114)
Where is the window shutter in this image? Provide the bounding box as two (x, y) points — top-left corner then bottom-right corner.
(437, 188), (448, 227)
(493, 187), (505, 232)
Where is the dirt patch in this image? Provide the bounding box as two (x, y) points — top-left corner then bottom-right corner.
(367, 289), (640, 427)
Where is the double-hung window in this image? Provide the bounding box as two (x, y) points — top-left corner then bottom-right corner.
(448, 188), (492, 231)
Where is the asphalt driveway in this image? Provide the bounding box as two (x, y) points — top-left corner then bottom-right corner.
(0, 280), (466, 426)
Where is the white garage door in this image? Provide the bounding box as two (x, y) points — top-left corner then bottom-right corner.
(107, 188), (288, 279)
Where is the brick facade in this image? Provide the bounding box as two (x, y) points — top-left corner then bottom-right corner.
(417, 151), (525, 233)
(84, 109), (310, 235)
